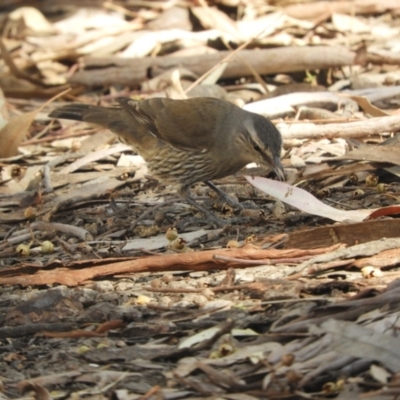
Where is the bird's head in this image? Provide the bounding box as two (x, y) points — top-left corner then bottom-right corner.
(241, 112), (285, 181)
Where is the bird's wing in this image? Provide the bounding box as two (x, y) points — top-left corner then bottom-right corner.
(116, 97), (158, 132)
(118, 97), (232, 152)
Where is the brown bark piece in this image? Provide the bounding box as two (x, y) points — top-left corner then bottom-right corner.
(283, 219), (400, 250)
(0, 245), (337, 287)
(352, 248), (400, 268)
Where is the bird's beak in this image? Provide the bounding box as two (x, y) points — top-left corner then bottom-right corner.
(261, 153), (285, 181)
(273, 156), (285, 181)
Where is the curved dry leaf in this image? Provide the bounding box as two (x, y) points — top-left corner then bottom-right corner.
(166, 69), (187, 99)
(191, 6), (240, 39)
(0, 86), (8, 131)
(331, 13), (370, 34)
(9, 7), (56, 36)
(237, 12), (287, 41)
(201, 62), (227, 85)
(119, 31), (158, 58)
(0, 88), (70, 158)
(19, 382), (53, 400)
(350, 95), (389, 117)
(245, 176), (372, 223)
(0, 110), (39, 158)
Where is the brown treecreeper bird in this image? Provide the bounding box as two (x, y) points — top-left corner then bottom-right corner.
(49, 97), (284, 226)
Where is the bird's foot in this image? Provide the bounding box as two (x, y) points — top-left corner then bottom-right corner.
(204, 181), (244, 210)
(176, 216), (226, 230)
(185, 194), (265, 228)
(178, 209), (263, 231)
(184, 196), (228, 227)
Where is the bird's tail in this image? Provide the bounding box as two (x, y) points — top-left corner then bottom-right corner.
(49, 104), (119, 125)
(49, 103), (137, 140)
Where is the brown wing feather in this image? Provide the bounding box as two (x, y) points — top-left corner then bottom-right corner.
(116, 97), (157, 132)
(118, 97), (236, 152)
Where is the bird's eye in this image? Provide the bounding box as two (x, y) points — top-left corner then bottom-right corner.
(253, 145), (261, 152)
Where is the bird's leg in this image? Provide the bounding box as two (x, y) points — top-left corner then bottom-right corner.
(204, 181), (243, 210)
(179, 186), (226, 227)
(185, 197), (226, 227)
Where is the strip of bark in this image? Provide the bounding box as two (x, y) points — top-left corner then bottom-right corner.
(70, 46), (356, 87)
(0, 244), (339, 287)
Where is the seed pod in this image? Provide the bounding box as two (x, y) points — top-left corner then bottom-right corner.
(41, 240), (54, 254)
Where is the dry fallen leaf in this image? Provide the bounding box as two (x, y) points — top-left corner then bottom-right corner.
(0, 110), (43, 158)
(0, 86), (8, 131)
(349, 95), (390, 117)
(8, 7), (56, 37)
(0, 88), (70, 158)
(245, 176), (372, 222)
